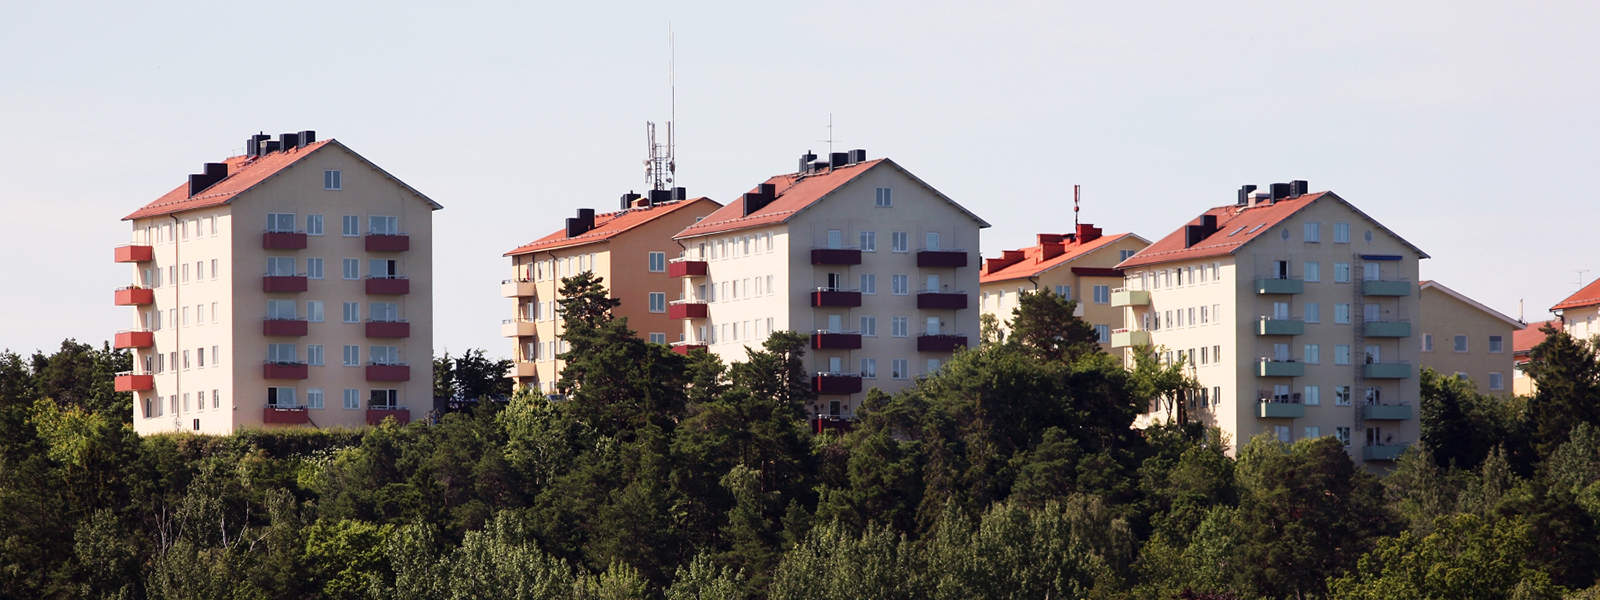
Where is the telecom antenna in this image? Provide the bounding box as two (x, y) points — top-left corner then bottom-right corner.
(1074, 184), (1081, 230)
(644, 25), (676, 191)
(1578, 269), (1591, 289)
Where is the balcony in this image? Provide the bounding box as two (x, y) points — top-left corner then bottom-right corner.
(670, 342), (707, 355)
(812, 331), (863, 350)
(810, 248), (862, 265)
(1256, 318), (1305, 336)
(500, 319), (536, 337)
(1362, 280), (1412, 297)
(367, 363), (411, 382)
(262, 406), (310, 425)
(1363, 444), (1409, 461)
(262, 318), (308, 337)
(501, 279), (536, 298)
(813, 372), (864, 395)
(1254, 278), (1305, 295)
(1257, 402), (1306, 419)
(113, 330), (154, 349)
(366, 320), (411, 338)
(366, 277), (410, 295)
(1111, 288), (1151, 307)
(668, 258), (708, 277)
(1111, 329), (1150, 348)
(366, 407), (412, 425)
(508, 361), (538, 378)
(365, 233), (410, 252)
(262, 275), (308, 293)
(1363, 362), (1412, 379)
(916, 249), (968, 268)
(113, 286), (154, 306)
(114, 372), (153, 392)
(669, 301), (708, 319)
(812, 288), (862, 308)
(114, 244), (153, 262)
(1257, 360), (1306, 377)
(1362, 404), (1413, 420)
(262, 362), (309, 380)
(262, 231), (308, 250)
(918, 334), (968, 353)
(917, 291), (968, 310)
(1363, 321), (1411, 338)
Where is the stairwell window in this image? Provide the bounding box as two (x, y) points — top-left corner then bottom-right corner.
(1334, 222), (1350, 243)
(891, 316), (909, 338)
(324, 169), (341, 190)
(1454, 335), (1468, 352)
(649, 292), (666, 313)
(343, 345), (359, 366)
(861, 316), (878, 337)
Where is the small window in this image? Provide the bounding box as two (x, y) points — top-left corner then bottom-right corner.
(891, 316), (908, 338)
(307, 214), (324, 236)
(649, 292), (666, 313)
(1454, 335), (1468, 352)
(1488, 335), (1504, 353)
(324, 169), (342, 190)
(1227, 226), (1247, 237)
(861, 358), (877, 379)
(648, 333), (666, 344)
(307, 345), (324, 366)
(860, 231), (877, 252)
(307, 389), (325, 409)
(343, 345), (359, 366)
(860, 316), (878, 337)
(343, 258), (359, 280)
(1422, 333), (1433, 352)
(891, 274), (909, 296)
(875, 187), (892, 207)
(1093, 285), (1110, 304)
(1489, 372), (1504, 391)
(648, 251), (666, 272)
(891, 231), (909, 253)
(891, 359), (908, 380)
(1304, 222), (1321, 242)
(307, 258), (324, 280)
(342, 302), (359, 323)
(1334, 222), (1350, 243)
(1247, 223), (1265, 234)
(342, 215), (359, 236)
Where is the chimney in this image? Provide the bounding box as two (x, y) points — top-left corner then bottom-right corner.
(577, 208), (595, 232)
(1237, 184), (1257, 205)
(263, 139), (282, 154)
(278, 132), (300, 150)
(1289, 180), (1309, 197)
(848, 149), (866, 164)
(829, 152), (849, 169)
(799, 151), (818, 173)
(1075, 223), (1102, 243)
(1269, 182), (1291, 203)
(187, 162), (229, 197)
(620, 191), (641, 210)
(564, 217), (582, 238)
(1182, 215), (1219, 248)
(1040, 240), (1066, 260)
(1248, 191), (1271, 207)
(648, 189), (672, 206)
(741, 183), (778, 216)
(297, 130), (316, 147)
(246, 133), (271, 157)
(672, 187), (687, 201)
(1036, 233), (1066, 245)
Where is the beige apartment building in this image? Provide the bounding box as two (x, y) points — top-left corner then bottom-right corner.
(978, 224), (1149, 349)
(1513, 319), (1560, 396)
(115, 131), (440, 434)
(669, 150), (989, 422)
(500, 192), (721, 393)
(1113, 182), (1427, 465)
(1417, 280), (1522, 395)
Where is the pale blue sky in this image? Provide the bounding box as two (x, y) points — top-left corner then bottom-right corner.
(3, 1), (1595, 358)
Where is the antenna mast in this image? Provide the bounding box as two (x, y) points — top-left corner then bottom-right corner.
(644, 25), (676, 191)
(1074, 184), (1081, 230)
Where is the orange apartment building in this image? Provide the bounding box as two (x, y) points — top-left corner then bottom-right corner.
(114, 131), (441, 434)
(501, 190), (720, 393)
(978, 225), (1150, 349)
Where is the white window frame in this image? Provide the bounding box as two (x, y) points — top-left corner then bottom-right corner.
(648, 251), (666, 272)
(324, 169), (342, 190)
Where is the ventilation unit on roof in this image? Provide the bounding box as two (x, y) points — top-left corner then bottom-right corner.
(829, 152), (849, 169)
(741, 183), (778, 217)
(798, 151), (818, 173)
(1183, 214), (1220, 248)
(619, 191), (642, 210)
(565, 208), (596, 237)
(187, 162), (229, 197)
(1237, 184), (1257, 205)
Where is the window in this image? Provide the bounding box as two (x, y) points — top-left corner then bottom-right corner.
(1454, 335), (1468, 352)
(1489, 335), (1504, 353)
(1422, 333), (1433, 352)
(1305, 302), (1320, 323)
(861, 358), (877, 379)
(861, 316), (878, 337)
(210, 259), (218, 280)
(875, 187), (892, 207)
(266, 257), (296, 276)
(1093, 285), (1110, 304)
(342, 302), (359, 323)
(891, 316), (909, 338)
(926, 358), (942, 374)
(1120, 249), (1137, 261)
(324, 169), (342, 190)
(197, 347), (206, 368)
(891, 274), (909, 295)
(267, 387), (297, 408)
(648, 251), (666, 272)
(1304, 261), (1320, 282)
(1335, 386), (1352, 407)
(1304, 426), (1321, 439)
(1334, 304), (1351, 324)
(338, 258), (357, 280)
(1489, 372), (1504, 391)
(1095, 324), (1110, 343)
(268, 343), (298, 364)
(1335, 344), (1351, 365)
(1304, 222), (1321, 242)
(307, 301), (324, 323)
(339, 389), (358, 409)
(307, 345), (324, 366)
(307, 257), (324, 280)
(370, 259), (398, 278)
(1334, 426), (1351, 446)
(370, 389), (398, 409)
(267, 212), (296, 233)
(370, 302), (399, 322)
(196, 261), (205, 280)
(1333, 222), (1350, 243)
(825, 229), (843, 249)
(648, 333), (666, 344)
(649, 292), (666, 313)
(860, 273), (877, 295)
(891, 359), (908, 379)
(860, 231), (877, 252)
(1304, 344), (1320, 364)
(1054, 285), (1071, 298)
(1334, 262), (1351, 283)
(1274, 425), (1291, 443)
(1304, 385), (1320, 406)
(370, 346), (400, 365)
(213, 390), (220, 409)
(212, 345), (220, 365)
(306, 213), (325, 236)
(267, 299), (297, 320)
(341, 215), (358, 236)
(891, 231), (908, 253)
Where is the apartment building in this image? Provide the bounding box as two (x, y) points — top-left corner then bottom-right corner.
(978, 224), (1149, 349)
(1416, 280), (1522, 395)
(669, 150), (989, 421)
(1552, 278), (1600, 340)
(114, 131), (440, 434)
(1112, 182), (1427, 465)
(1513, 319), (1560, 396)
(500, 192), (720, 393)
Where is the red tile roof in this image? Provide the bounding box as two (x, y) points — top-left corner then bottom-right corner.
(1552, 278), (1600, 311)
(1115, 191), (1428, 269)
(673, 158), (987, 239)
(505, 197), (719, 256)
(980, 231), (1141, 283)
(1514, 319), (1561, 356)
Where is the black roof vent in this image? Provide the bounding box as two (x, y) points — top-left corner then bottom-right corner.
(278, 132), (300, 151)
(263, 140), (282, 154)
(829, 152), (849, 168)
(672, 187), (687, 200)
(187, 162), (229, 197)
(1237, 184), (1257, 205)
(648, 189), (672, 206)
(1268, 182), (1291, 203)
(298, 130), (316, 147)
(1289, 180), (1309, 197)
(566, 208), (597, 238)
(245, 133), (271, 157)
(742, 183), (779, 216)
(848, 149), (866, 164)
(799, 151), (818, 173)
(564, 217), (582, 238)
(620, 191), (641, 210)
(1183, 215), (1221, 248)
(810, 160), (829, 172)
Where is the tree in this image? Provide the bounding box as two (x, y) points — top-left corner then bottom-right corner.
(1420, 367), (1519, 470)
(1326, 514), (1562, 599)
(1522, 326), (1600, 457)
(1006, 290), (1099, 363)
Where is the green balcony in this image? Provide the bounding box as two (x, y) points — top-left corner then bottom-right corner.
(1257, 360), (1306, 377)
(1257, 318), (1305, 336)
(1363, 321), (1411, 338)
(1255, 278), (1304, 295)
(1362, 280), (1411, 297)
(1362, 404), (1413, 420)
(1111, 289), (1150, 307)
(1111, 330), (1150, 348)
(1258, 402), (1305, 419)
(1363, 444), (1409, 461)
(1363, 362), (1412, 379)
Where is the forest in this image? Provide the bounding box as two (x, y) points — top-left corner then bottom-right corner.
(3, 273), (1600, 599)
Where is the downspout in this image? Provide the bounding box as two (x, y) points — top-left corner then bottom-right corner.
(169, 214), (181, 431)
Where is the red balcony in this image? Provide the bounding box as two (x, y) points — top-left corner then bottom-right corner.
(263, 362), (309, 380)
(811, 332), (862, 350)
(917, 291), (968, 310)
(918, 334), (968, 353)
(366, 277), (410, 295)
(366, 320), (411, 338)
(114, 244), (153, 262)
(810, 248), (862, 265)
(263, 406), (310, 425)
(114, 373), (153, 391)
(262, 231), (308, 250)
(670, 343), (708, 355)
(669, 259), (708, 277)
(113, 330), (154, 349)
(812, 289), (863, 308)
(813, 373), (863, 395)
(366, 407), (412, 425)
(262, 275), (308, 293)
(365, 234), (410, 252)
(262, 319), (308, 337)
(367, 364), (411, 382)
(917, 250), (969, 268)
(114, 286), (154, 306)
(669, 301), (708, 319)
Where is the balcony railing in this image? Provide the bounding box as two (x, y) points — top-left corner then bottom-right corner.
(262, 318), (309, 337)
(810, 247), (862, 265)
(1256, 317), (1305, 336)
(365, 233), (410, 252)
(114, 244), (153, 263)
(1111, 328), (1150, 348)
(1254, 277), (1305, 295)
(113, 330), (155, 349)
(114, 371), (153, 391)
(668, 300), (708, 319)
(812, 287), (862, 308)
(500, 319), (536, 337)
(262, 361), (309, 380)
(366, 406), (412, 425)
(365, 276), (410, 295)
(262, 405), (310, 425)
(1362, 443), (1409, 461)
(1110, 288), (1151, 307)
(1257, 400), (1306, 419)
(916, 249), (968, 268)
(813, 372), (864, 395)
(670, 342), (708, 355)
(917, 333), (968, 352)
(916, 290), (968, 310)
(114, 286), (154, 306)
(1363, 362), (1412, 379)
(366, 363), (411, 382)
(668, 257), (708, 277)
(501, 278), (536, 298)
(366, 320), (411, 338)
(1361, 279), (1412, 297)
(1362, 403), (1413, 420)
(262, 230), (308, 250)
(1363, 321), (1412, 338)
(811, 331), (863, 350)
(262, 274), (309, 293)
(1257, 359), (1305, 377)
